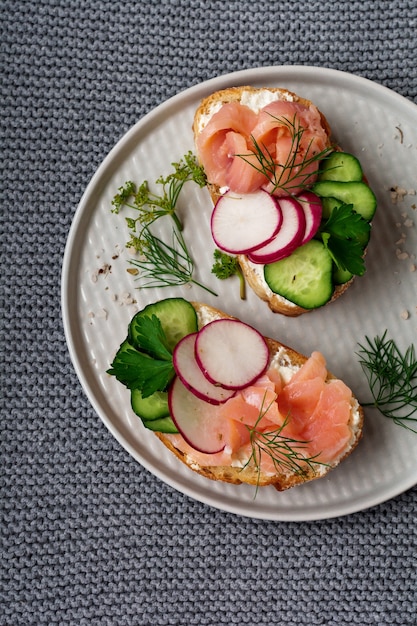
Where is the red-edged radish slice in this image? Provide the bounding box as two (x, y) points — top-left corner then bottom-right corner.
(194, 319), (269, 390)
(247, 196), (306, 264)
(211, 189), (282, 254)
(173, 333), (235, 405)
(168, 376), (227, 454)
(297, 191), (323, 245)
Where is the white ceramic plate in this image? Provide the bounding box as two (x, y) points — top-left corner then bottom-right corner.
(61, 66), (417, 521)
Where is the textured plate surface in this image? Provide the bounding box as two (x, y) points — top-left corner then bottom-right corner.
(61, 66), (417, 521)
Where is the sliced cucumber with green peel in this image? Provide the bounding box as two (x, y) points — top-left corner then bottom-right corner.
(142, 416), (178, 433)
(109, 298), (196, 435)
(264, 240), (334, 309)
(321, 197), (343, 219)
(128, 297), (198, 352)
(319, 152), (363, 182)
(132, 389), (178, 432)
(312, 180), (377, 221)
(131, 388), (169, 421)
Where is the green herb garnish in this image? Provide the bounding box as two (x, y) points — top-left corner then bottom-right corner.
(111, 151), (206, 232)
(318, 203), (370, 275)
(128, 225), (217, 295)
(111, 152), (216, 295)
(107, 316), (175, 398)
(130, 314), (172, 360)
(357, 331), (417, 432)
(237, 114), (333, 196)
(211, 248), (246, 299)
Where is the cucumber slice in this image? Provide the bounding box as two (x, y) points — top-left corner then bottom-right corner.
(131, 388), (169, 421)
(333, 265), (353, 285)
(129, 297), (198, 352)
(142, 416), (178, 434)
(319, 152), (363, 182)
(130, 381), (178, 433)
(264, 240), (333, 309)
(312, 180), (377, 221)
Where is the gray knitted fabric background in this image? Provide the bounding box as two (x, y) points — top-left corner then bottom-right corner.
(1, 1), (417, 625)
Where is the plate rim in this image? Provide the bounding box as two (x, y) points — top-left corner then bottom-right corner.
(61, 64), (417, 521)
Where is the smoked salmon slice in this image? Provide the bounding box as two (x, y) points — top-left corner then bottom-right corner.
(195, 102), (264, 190)
(164, 351), (355, 473)
(221, 131), (268, 192)
(301, 380), (353, 462)
(196, 100), (329, 196)
(287, 351), (327, 384)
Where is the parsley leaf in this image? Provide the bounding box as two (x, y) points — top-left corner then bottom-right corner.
(107, 342), (175, 398)
(129, 314), (172, 361)
(108, 315), (176, 398)
(318, 204), (370, 275)
(322, 203), (370, 240)
(211, 249), (246, 299)
(321, 232), (366, 275)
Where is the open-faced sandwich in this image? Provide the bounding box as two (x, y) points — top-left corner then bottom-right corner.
(108, 297), (363, 491)
(193, 86), (377, 316)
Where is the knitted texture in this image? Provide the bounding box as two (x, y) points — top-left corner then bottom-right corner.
(1, 1), (417, 624)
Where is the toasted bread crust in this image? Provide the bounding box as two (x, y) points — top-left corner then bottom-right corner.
(193, 85), (354, 317)
(155, 302), (364, 491)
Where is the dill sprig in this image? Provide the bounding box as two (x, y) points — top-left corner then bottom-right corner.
(236, 113), (333, 196)
(357, 331), (417, 432)
(129, 224), (217, 296)
(242, 396), (327, 492)
(111, 152), (215, 295)
(111, 151), (207, 233)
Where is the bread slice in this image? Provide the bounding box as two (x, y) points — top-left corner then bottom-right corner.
(156, 302), (363, 491)
(193, 85), (354, 316)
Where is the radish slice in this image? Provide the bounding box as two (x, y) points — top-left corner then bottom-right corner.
(247, 196), (306, 264)
(211, 189), (282, 254)
(297, 191), (323, 245)
(195, 319), (269, 390)
(173, 333), (235, 405)
(168, 376), (227, 454)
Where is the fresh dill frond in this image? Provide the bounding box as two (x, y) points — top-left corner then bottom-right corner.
(236, 113), (333, 196)
(111, 151), (206, 232)
(168, 151), (208, 189)
(111, 152), (214, 295)
(211, 249), (246, 299)
(357, 331), (417, 432)
(129, 225), (217, 296)
(111, 180), (136, 213)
